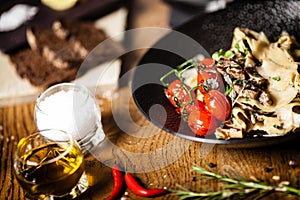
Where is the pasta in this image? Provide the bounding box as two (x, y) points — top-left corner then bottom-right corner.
(214, 28), (300, 139)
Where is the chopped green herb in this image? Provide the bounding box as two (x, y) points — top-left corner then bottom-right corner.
(245, 97), (250, 101)
(225, 51), (235, 58)
(242, 40), (250, 54)
(225, 85), (233, 96)
(272, 76), (281, 81)
(212, 49), (225, 60)
(198, 84), (209, 93)
(234, 40), (250, 57)
(233, 79), (244, 84)
(273, 124), (282, 129)
(198, 64), (206, 70)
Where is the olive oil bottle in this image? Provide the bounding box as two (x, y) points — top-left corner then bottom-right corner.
(14, 141), (84, 199)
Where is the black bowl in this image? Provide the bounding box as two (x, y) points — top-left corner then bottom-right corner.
(132, 0), (300, 148)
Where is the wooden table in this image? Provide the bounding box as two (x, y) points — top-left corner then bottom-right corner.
(1, 86), (300, 200)
(1, 1), (300, 200)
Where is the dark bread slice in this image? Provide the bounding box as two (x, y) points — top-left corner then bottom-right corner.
(26, 26), (83, 69)
(10, 48), (78, 88)
(52, 20), (107, 57)
(9, 20), (123, 89)
(52, 19), (124, 68)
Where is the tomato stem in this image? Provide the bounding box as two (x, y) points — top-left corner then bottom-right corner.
(160, 59), (198, 114)
(160, 69), (176, 87)
(160, 59), (196, 88)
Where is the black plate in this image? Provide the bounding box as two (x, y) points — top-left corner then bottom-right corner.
(132, 0), (300, 148)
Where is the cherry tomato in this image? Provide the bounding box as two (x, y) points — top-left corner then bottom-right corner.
(165, 79), (195, 110)
(198, 58), (215, 68)
(188, 109), (217, 136)
(180, 100), (205, 115)
(197, 58), (224, 93)
(203, 90), (231, 121)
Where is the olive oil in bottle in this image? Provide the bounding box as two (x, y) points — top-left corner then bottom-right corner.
(15, 142), (84, 198)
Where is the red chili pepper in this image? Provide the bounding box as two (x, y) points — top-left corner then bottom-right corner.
(124, 173), (168, 197)
(108, 165), (124, 200)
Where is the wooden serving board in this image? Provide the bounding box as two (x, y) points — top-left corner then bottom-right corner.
(0, 8), (127, 107)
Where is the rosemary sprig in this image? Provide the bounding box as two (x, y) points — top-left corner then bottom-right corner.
(171, 165), (300, 200)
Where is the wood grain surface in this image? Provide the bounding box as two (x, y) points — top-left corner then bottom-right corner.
(1, 87), (300, 200)
(2, 1), (300, 200)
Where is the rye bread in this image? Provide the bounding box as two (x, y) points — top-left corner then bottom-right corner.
(52, 19), (124, 68)
(52, 20), (106, 57)
(26, 26), (83, 69)
(10, 19), (123, 89)
(10, 49), (78, 88)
